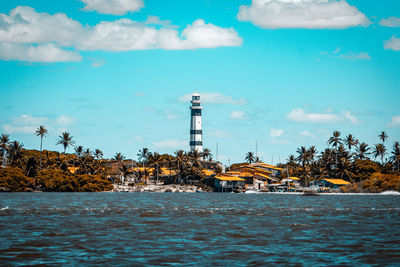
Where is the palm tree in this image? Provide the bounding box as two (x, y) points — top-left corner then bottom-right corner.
(344, 134), (357, 152)
(328, 131), (342, 148)
(245, 152), (255, 164)
(202, 148), (212, 161)
(390, 141), (400, 174)
(0, 134), (10, 167)
(75, 145), (84, 157)
(378, 131), (389, 143)
(94, 149), (103, 160)
(308, 146), (317, 163)
(35, 125), (48, 170)
(148, 152), (163, 184)
(137, 147), (150, 170)
(188, 150), (202, 168)
(56, 132), (75, 154)
(114, 152), (125, 184)
(174, 150), (187, 183)
(373, 143), (387, 164)
(355, 142), (370, 160)
(8, 141), (24, 166)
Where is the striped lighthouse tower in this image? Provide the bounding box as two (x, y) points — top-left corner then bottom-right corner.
(190, 93), (203, 153)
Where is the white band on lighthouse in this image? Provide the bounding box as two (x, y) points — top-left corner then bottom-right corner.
(190, 93), (203, 153)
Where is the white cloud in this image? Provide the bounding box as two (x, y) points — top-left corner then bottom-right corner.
(286, 108), (358, 124)
(379, 17), (400, 27)
(270, 129), (284, 137)
(179, 92), (247, 105)
(153, 139), (187, 149)
(2, 125), (37, 135)
(77, 19), (242, 51)
(0, 6), (83, 45)
(2, 114), (48, 135)
(80, 0), (144, 15)
(135, 92), (146, 97)
(339, 52), (371, 60)
(56, 115), (76, 126)
(238, 0), (370, 29)
(229, 110), (246, 120)
(0, 43), (82, 62)
(319, 47), (371, 61)
(0, 6), (242, 62)
(384, 36), (400, 51)
(388, 116), (400, 127)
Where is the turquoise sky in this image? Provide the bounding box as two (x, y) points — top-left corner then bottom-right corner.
(1, 0), (399, 165)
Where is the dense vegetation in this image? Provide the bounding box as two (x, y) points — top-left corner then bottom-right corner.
(0, 127), (219, 192)
(271, 131), (400, 192)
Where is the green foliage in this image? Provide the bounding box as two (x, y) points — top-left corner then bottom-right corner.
(362, 173), (400, 193)
(351, 159), (380, 181)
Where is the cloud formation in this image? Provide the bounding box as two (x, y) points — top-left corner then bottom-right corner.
(0, 43), (82, 62)
(238, 0), (370, 29)
(388, 116), (400, 127)
(384, 36), (400, 51)
(2, 114), (48, 134)
(80, 0), (144, 15)
(270, 129), (284, 137)
(229, 110), (245, 120)
(0, 6), (242, 62)
(319, 47), (371, 61)
(379, 17), (400, 27)
(179, 92), (247, 105)
(286, 108), (358, 124)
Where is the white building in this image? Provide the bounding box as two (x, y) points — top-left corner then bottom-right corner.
(190, 93), (203, 153)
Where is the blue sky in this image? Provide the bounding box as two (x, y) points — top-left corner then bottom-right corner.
(1, 0), (400, 165)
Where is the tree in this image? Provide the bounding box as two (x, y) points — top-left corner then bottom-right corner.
(35, 125), (48, 170)
(137, 147), (150, 170)
(373, 143), (387, 164)
(0, 134), (10, 167)
(56, 132), (75, 154)
(344, 134), (357, 152)
(113, 152), (125, 184)
(8, 141), (24, 166)
(202, 148), (212, 161)
(308, 146), (318, 163)
(75, 146), (84, 157)
(378, 131), (388, 144)
(174, 150), (187, 183)
(245, 152), (255, 164)
(148, 152), (163, 184)
(328, 131), (342, 148)
(355, 142), (371, 160)
(94, 149), (103, 160)
(390, 141), (400, 174)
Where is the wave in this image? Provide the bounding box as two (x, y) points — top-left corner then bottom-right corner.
(0, 206), (9, 210)
(378, 191), (400, 195)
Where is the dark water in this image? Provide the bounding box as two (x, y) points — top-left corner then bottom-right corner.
(1, 193), (400, 266)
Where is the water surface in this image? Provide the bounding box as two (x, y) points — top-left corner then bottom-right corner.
(1, 193), (400, 265)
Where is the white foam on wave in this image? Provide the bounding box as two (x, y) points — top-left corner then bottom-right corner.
(378, 191), (400, 195)
(0, 206), (9, 210)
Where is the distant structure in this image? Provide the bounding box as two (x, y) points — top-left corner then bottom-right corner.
(190, 93), (203, 153)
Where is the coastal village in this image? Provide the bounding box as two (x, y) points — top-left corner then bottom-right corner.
(0, 93), (399, 193)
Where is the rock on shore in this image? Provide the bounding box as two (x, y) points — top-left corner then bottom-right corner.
(112, 184), (205, 193)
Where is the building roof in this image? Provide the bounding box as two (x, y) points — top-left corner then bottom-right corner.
(324, 179), (351, 185)
(252, 163), (284, 171)
(201, 169), (215, 176)
(215, 175), (245, 181)
(289, 177), (301, 180)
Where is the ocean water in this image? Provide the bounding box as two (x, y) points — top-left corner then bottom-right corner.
(1, 193), (400, 266)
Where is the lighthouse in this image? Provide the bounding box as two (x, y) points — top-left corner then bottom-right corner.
(190, 93), (203, 153)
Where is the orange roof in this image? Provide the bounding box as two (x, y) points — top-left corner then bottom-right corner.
(324, 179), (351, 185)
(255, 172), (270, 179)
(215, 175), (245, 181)
(202, 169), (215, 176)
(289, 177), (301, 180)
(253, 163), (284, 171)
(67, 167), (79, 174)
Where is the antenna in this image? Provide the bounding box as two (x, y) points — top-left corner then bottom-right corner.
(256, 141), (258, 159)
(216, 142), (219, 162)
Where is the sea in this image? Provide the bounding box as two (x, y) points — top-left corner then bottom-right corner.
(1, 192), (400, 266)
